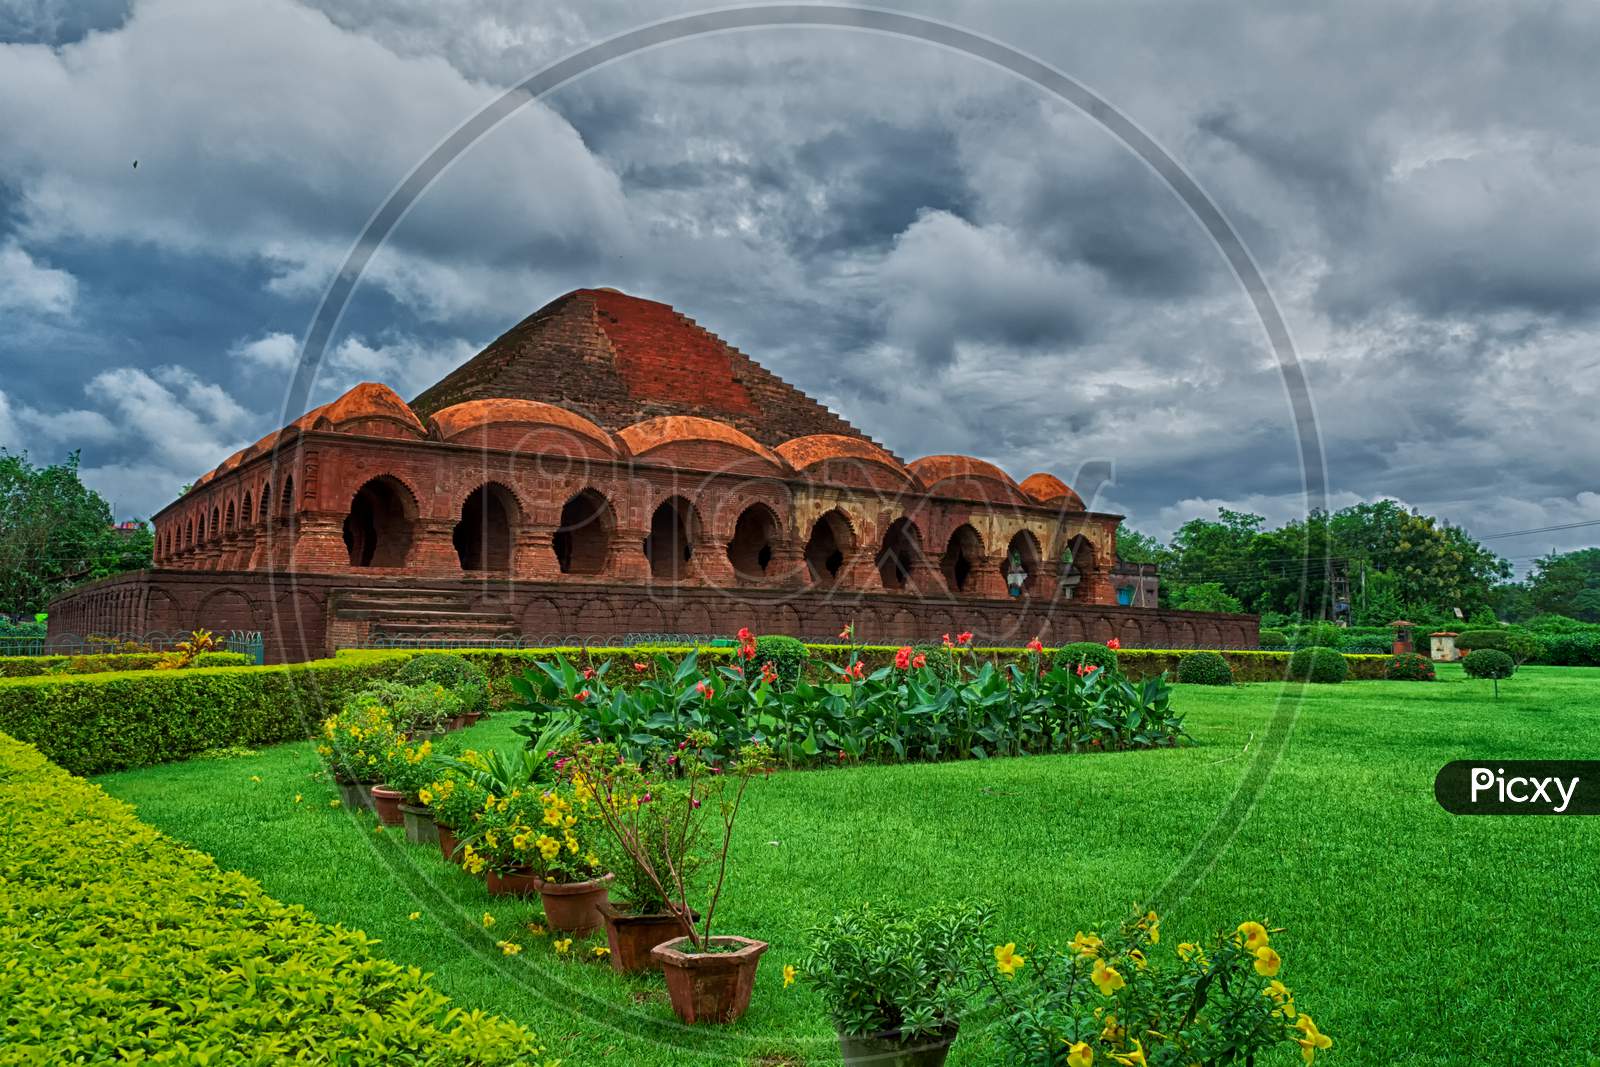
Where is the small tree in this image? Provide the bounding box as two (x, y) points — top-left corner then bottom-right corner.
(1462, 648), (1515, 699)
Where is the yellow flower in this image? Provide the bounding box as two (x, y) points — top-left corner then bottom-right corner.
(294, 794), (302, 804)
(1176, 942), (1198, 962)
(1100, 1013), (1124, 1043)
(498, 940), (522, 956)
(408, 911), (421, 921)
(1263, 979), (1297, 1018)
(482, 912), (495, 928)
(554, 938), (572, 955)
(374, 825), (384, 835)
(329, 798), (341, 808)
(1091, 958), (1125, 996)
(417, 788), (433, 806)
(249, 775), (261, 783)
(1141, 910), (1160, 944)
(1066, 1040), (1094, 1067)
(1110, 1038), (1148, 1066)
(993, 943), (1026, 979)
(525, 923), (547, 937)
(592, 945), (610, 959)
(783, 964), (797, 988)
(1236, 921), (1269, 952)
(1253, 946), (1282, 977)
(1128, 948), (1148, 970)
(1294, 1015), (1333, 1064)
(1070, 931), (1103, 957)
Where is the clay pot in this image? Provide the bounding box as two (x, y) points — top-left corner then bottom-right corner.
(651, 936), (769, 1024)
(398, 802), (437, 846)
(369, 784), (405, 826)
(535, 874), (614, 935)
(335, 778), (373, 811)
(838, 1023), (960, 1067)
(597, 900), (695, 973)
(485, 867), (541, 897)
(464, 709), (484, 726)
(446, 714), (468, 732)
(437, 824), (459, 864)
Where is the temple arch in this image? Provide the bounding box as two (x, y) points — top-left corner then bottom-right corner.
(241, 491), (253, 526)
(876, 517), (923, 591)
(726, 503), (780, 581)
(343, 475), (417, 568)
(224, 500), (236, 532)
(554, 488), (613, 575)
(453, 482), (518, 572)
(209, 507), (220, 541)
(644, 496), (698, 580)
(804, 508), (855, 584)
(1061, 534), (1101, 601)
(941, 523), (985, 594)
(1004, 529), (1044, 596)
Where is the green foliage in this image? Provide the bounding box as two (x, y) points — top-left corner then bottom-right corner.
(1521, 548), (1600, 622)
(1171, 581), (1243, 614)
(0, 649), (248, 677)
(1052, 641), (1121, 676)
(316, 701), (403, 785)
(345, 680), (465, 733)
(1288, 646), (1349, 684)
(0, 657), (396, 776)
(0, 450), (155, 614)
(801, 901), (992, 1040)
(1257, 629), (1288, 649)
(1462, 649), (1515, 680)
(752, 634), (808, 690)
(1176, 651), (1233, 686)
(1113, 523), (1168, 566)
(0, 731), (549, 1064)
(1383, 653), (1436, 681)
(393, 652), (488, 713)
(1538, 631), (1600, 667)
(1296, 621), (1345, 649)
(1454, 629), (1508, 653)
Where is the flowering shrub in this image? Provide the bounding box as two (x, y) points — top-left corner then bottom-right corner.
(1382, 653), (1436, 681)
(317, 702), (401, 784)
(345, 680), (465, 733)
(153, 627), (222, 670)
(800, 901), (993, 1043)
(1053, 641), (1122, 676)
(393, 652), (489, 714)
(459, 783), (606, 882)
(420, 761), (489, 831)
(379, 736), (440, 803)
(510, 633), (1182, 768)
(989, 912), (1333, 1066)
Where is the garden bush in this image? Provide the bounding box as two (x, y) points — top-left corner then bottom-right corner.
(0, 649), (249, 678)
(1176, 650), (1233, 685)
(752, 634), (809, 689)
(1295, 622), (1345, 649)
(0, 656), (401, 776)
(0, 731), (550, 1064)
(1258, 628), (1288, 649)
(1539, 632), (1600, 666)
(1383, 652), (1436, 681)
(1288, 646), (1349, 683)
(1052, 641), (1121, 676)
(1462, 648), (1515, 679)
(392, 652), (488, 713)
(1454, 629), (1508, 653)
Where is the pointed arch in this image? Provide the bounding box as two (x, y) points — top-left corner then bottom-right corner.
(453, 482), (519, 572)
(940, 524), (985, 594)
(804, 507), (856, 584)
(726, 502), (780, 581)
(342, 475), (418, 568)
(554, 488), (614, 575)
(1004, 528), (1044, 596)
(876, 517), (924, 591)
(645, 496), (699, 580)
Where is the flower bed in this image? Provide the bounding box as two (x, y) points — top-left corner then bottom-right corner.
(0, 730), (553, 1064)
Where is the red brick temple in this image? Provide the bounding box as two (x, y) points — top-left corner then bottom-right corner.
(49, 288), (1256, 661)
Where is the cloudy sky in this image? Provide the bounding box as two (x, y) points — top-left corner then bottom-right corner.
(1, 0), (1597, 569)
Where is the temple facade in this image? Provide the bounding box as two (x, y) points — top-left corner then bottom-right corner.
(48, 289), (1256, 660)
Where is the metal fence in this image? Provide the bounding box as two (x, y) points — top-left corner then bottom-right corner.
(0, 630), (266, 665)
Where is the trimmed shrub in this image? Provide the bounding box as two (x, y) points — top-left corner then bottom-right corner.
(0, 649), (250, 678)
(1454, 629), (1508, 654)
(1462, 648), (1515, 680)
(1177, 651), (1233, 686)
(0, 657), (401, 776)
(1297, 622), (1344, 650)
(393, 652), (488, 713)
(0, 731), (549, 1064)
(1502, 628), (1547, 665)
(1540, 632), (1600, 667)
(1053, 641), (1121, 676)
(1288, 646), (1348, 684)
(1384, 653), (1436, 681)
(753, 634), (809, 689)
(1258, 629), (1288, 649)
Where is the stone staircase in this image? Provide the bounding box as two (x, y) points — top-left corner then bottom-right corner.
(327, 587), (519, 645)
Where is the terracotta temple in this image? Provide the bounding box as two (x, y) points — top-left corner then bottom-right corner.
(48, 288), (1256, 661)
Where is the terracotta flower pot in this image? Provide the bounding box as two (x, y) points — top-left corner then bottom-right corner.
(369, 784), (405, 826)
(597, 900), (695, 974)
(485, 867), (542, 897)
(335, 778), (374, 811)
(446, 714), (468, 732)
(651, 936), (769, 1024)
(437, 824), (459, 864)
(398, 802), (438, 846)
(838, 1023), (960, 1067)
(535, 874), (613, 935)
(464, 709), (484, 726)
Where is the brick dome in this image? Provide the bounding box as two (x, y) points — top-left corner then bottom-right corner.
(428, 398), (616, 454)
(1019, 472), (1086, 510)
(616, 415), (783, 468)
(316, 382), (426, 436)
(909, 454), (1024, 502)
(776, 434), (912, 482)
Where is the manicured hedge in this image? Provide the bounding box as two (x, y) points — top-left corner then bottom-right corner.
(0, 731), (551, 1064)
(0, 656), (403, 776)
(1177, 650), (1234, 685)
(0, 650), (250, 678)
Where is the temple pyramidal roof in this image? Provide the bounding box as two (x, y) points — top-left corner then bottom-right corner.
(410, 288), (893, 457)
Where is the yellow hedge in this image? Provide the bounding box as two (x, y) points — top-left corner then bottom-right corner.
(0, 731), (556, 1065)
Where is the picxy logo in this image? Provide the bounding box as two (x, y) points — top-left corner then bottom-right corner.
(1435, 760), (1599, 815)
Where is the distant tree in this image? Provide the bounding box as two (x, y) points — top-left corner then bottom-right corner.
(1114, 524), (1169, 566)
(1524, 548), (1600, 622)
(1172, 581), (1243, 614)
(0, 450), (154, 615)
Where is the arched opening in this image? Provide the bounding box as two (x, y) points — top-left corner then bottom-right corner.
(241, 492), (253, 526)
(1061, 534), (1099, 601)
(876, 517), (923, 591)
(554, 489), (612, 575)
(1005, 529), (1044, 596)
(804, 508), (854, 584)
(342, 476), (416, 568)
(185, 519), (194, 548)
(209, 507), (220, 541)
(281, 477), (294, 516)
(644, 497), (697, 580)
(941, 524), (985, 594)
(197, 513), (206, 543)
(726, 504), (779, 581)
(261, 482), (272, 520)
(453, 483), (517, 572)
(224, 501), (235, 532)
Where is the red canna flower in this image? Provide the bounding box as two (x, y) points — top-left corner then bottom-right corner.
(737, 627), (753, 641)
(912, 653), (927, 669)
(574, 689), (590, 702)
(957, 631), (974, 646)
(894, 646), (913, 670)
(839, 623), (854, 640)
(1106, 638), (1122, 650)
(633, 662), (649, 672)
(1026, 637), (1045, 654)
(582, 667), (596, 680)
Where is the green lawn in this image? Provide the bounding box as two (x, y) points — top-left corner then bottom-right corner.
(97, 665), (1600, 1065)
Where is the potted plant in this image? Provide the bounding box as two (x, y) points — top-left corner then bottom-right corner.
(421, 762), (489, 864)
(799, 901), (991, 1066)
(382, 737), (441, 844)
(592, 778), (703, 973)
(316, 702), (400, 811)
(460, 783), (612, 924)
(563, 730), (775, 1023)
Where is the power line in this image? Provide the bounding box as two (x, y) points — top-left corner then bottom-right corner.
(1477, 518), (1600, 541)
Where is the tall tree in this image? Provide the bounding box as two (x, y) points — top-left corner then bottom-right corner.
(1524, 548), (1600, 622)
(0, 450), (153, 615)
